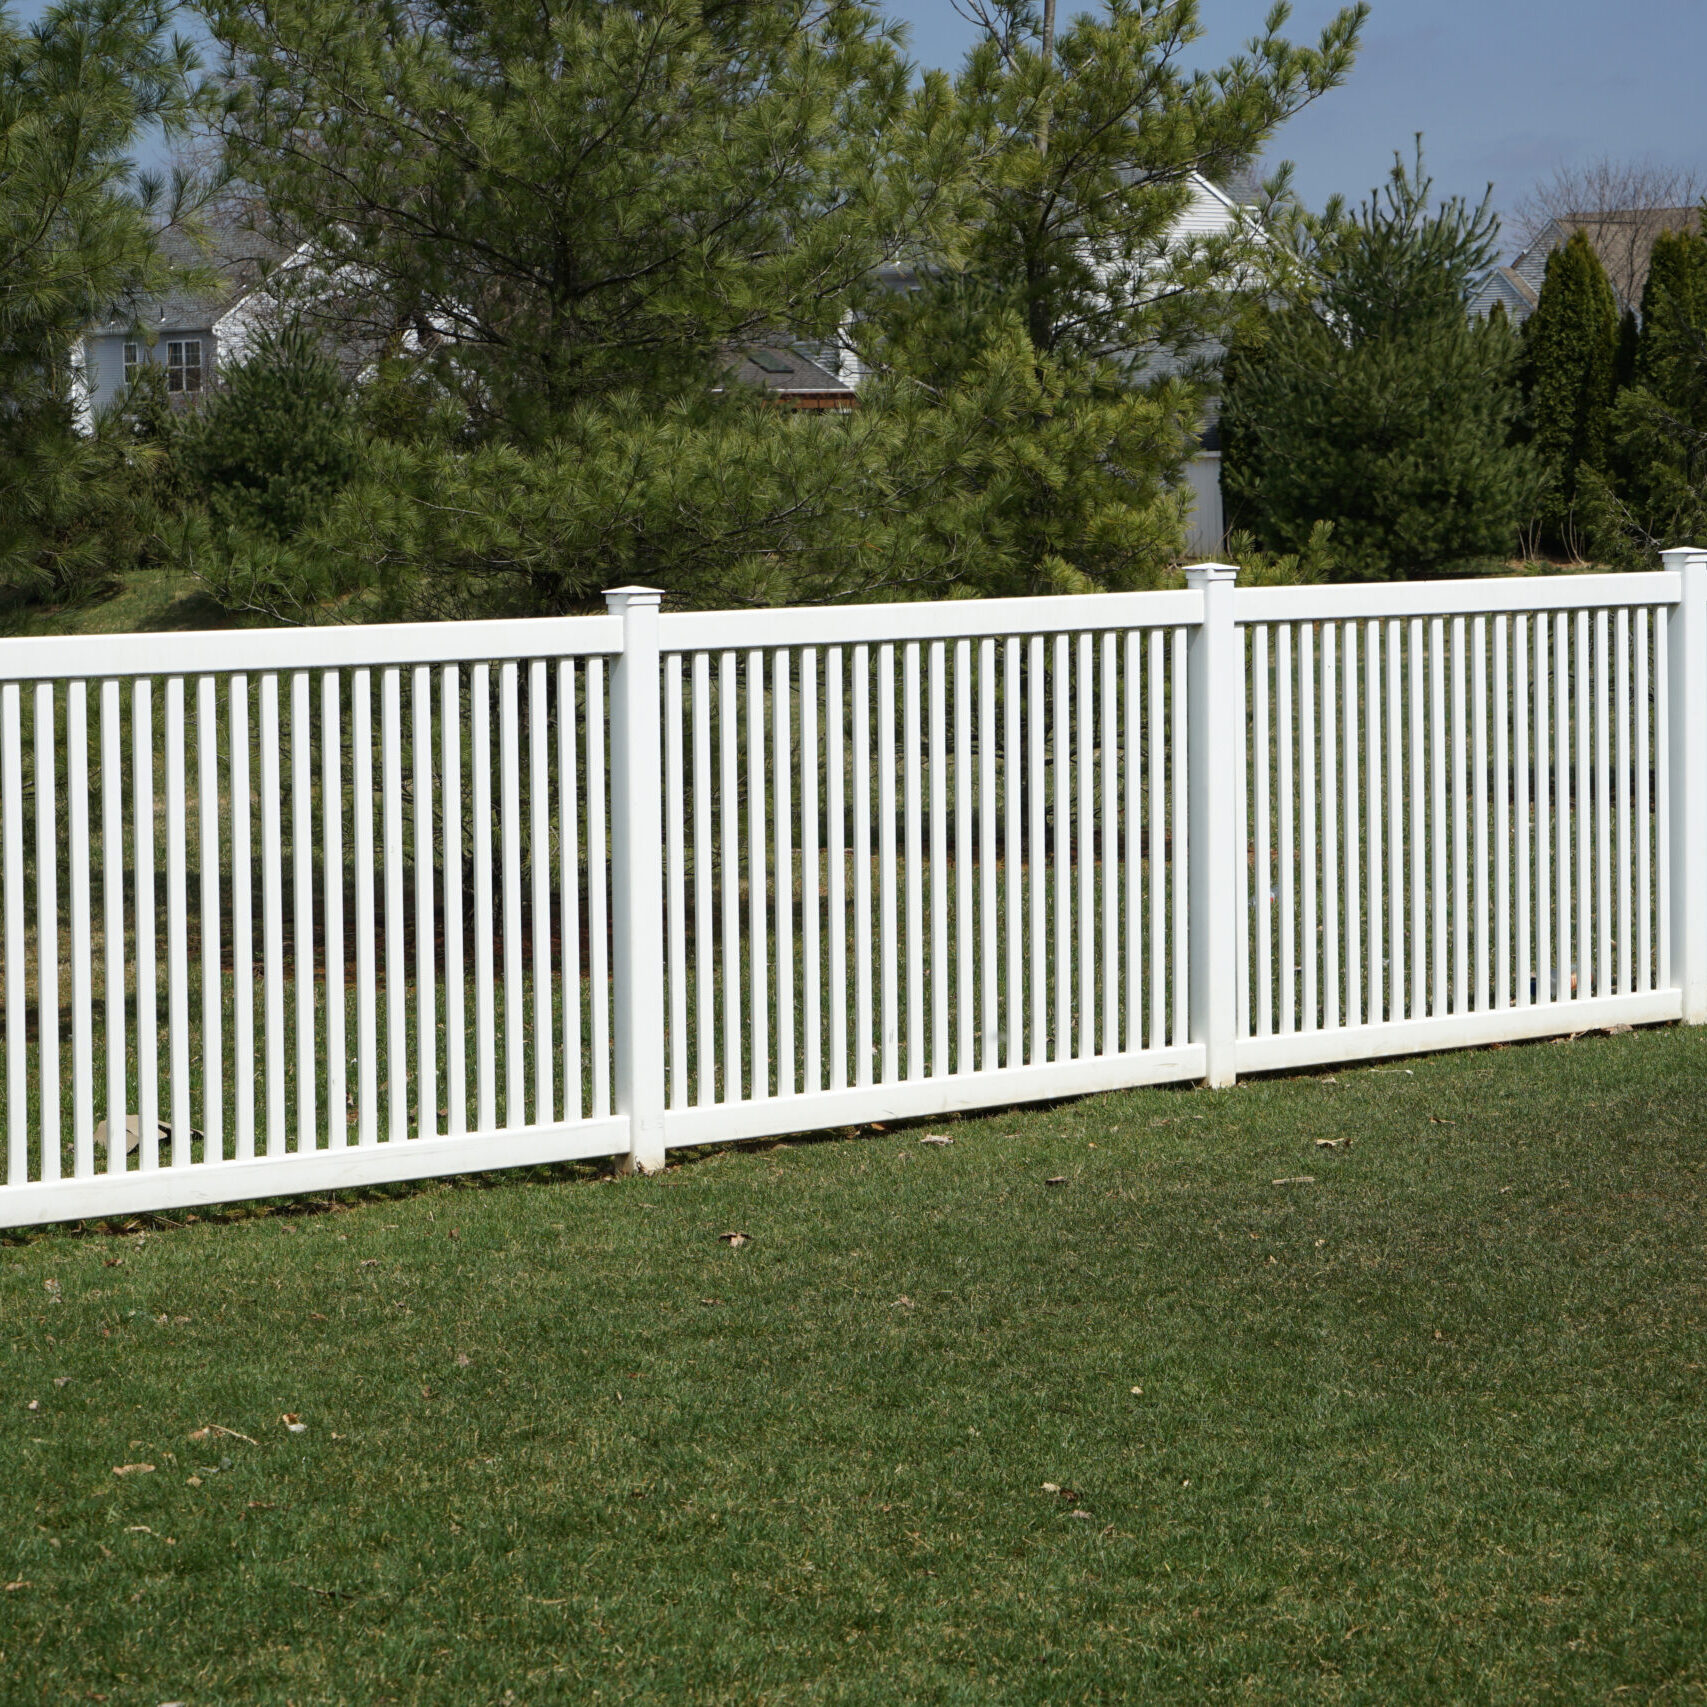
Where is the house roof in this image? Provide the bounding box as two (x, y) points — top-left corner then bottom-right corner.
(1469, 265), (1540, 322)
(84, 221), (287, 337)
(1510, 207), (1703, 310)
(725, 344), (858, 408)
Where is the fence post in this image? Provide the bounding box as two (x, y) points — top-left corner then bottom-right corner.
(605, 586), (668, 1171)
(1186, 561), (1240, 1086)
(1663, 547), (1707, 1023)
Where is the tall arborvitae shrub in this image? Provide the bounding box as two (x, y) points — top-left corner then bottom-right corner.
(1586, 221), (1707, 561)
(1520, 228), (1619, 552)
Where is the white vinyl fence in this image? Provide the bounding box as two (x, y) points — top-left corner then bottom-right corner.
(0, 554), (1702, 1228)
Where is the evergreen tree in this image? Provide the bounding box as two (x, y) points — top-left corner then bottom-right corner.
(1584, 220), (1707, 562)
(1219, 145), (1535, 580)
(0, 0), (204, 602)
(199, 0), (1364, 614)
(1520, 228), (1619, 553)
(863, 0), (1365, 595)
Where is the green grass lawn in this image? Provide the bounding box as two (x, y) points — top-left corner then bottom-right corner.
(3, 1026), (1705, 1704)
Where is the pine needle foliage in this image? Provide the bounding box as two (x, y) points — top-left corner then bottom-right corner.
(1220, 145), (1535, 580)
(0, 0), (203, 603)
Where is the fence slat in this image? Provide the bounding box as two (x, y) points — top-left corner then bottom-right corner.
(748, 650), (771, 1098)
(904, 641), (922, 1083)
(666, 655), (686, 1110)
(528, 659), (551, 1127)
(981, 637), (998, 1069)
(1031, 634), (1047, 1063)
(232, 679), (254, 1160)
(101, 683), (125, 1175)
(1430, 621), (1447, 1017)
(1596, 609), (1612, 997)
(1409, 619), (1425, 1020)
(1515, 619), (1530, 1008)
(879, 642), (898, 1085)
(262, 676), (285, 1155)
(324, 673), (345, 1149)
(1495, 617), (1510, 1009)
(853, 644), (872, 1089)
(1124, 631), (1142, 1053)
(1254, 626), (1271, 1039)
(955, 640), (972, 1073)
(1637, 611), (1651, 992)
(1101, 631), (1118, 1058)
(828, 647), (848, 1092)
(292, 672), (315, 1152)
(587, 659), (610, 1119)
(195, 676), (221, 1159)
(353, 670), (379, 1145)
(1558, 614), (1574, 1000)
(1172, 627), (1189, 1048)
(1366, 620), (1382, 1026)
(165, 678), (188, 1170)
(801, 648), (820, 1095)
(720, 651), (742, 1099)
(1617, 607), (1631, 995)
(1053, 634), (1070, 1062)
(499, 661), (524, 1126)
(775, 648), (794, 1096)
(1301, 626), (1318, 1033)
(69, 682), (93, 1178)
(1473, 617), (1488, 1012)
(1006, 637), (1024, 1068)
(383, 667), (407, 1141)
(1576, 610), (1592, 1001)
(1077, 632), (1095, 1059)
(1279, 626), (1296, 1034)
(1534, 619), (1550, 1006)
(1386, 621), (1403, 1021)
(558, 660), (580, 1122)
(444, 666), (465, 1134)
(1321, 624), (1339, 1031)
(692, 654), (713, 1105)
(3, 685), (24, 1182)
(420, 664), (443, 1139)
(929, 641), (946, 1078)
(1343, 622), (1361, 1030)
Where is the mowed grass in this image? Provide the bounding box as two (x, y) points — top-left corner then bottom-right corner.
(3, 1028), (1705, 1704)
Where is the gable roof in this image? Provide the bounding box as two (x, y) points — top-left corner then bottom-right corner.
(84, 221), (287, 338)
(1511, 206), (1703, 311)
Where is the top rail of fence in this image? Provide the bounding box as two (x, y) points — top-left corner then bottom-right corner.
(656, 588), (1205, 652)
(0, 612), (625, 683)
(1235, 570), (1681, 625)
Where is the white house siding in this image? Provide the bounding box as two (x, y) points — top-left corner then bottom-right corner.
(1184, 450), (1224, 557)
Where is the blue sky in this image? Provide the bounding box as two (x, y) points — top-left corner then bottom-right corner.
(886, 0), (1707, 242)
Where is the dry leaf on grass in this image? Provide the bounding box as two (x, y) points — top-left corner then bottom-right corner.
(1271, 1176), (1316, 1186)
(111, 1463), (154, 1476)
(719, 1231), (750, 1247)
(1314, 1137), (1351, 1150)
(1067, 1509), (1094, 1519)
(281, 1413), (307, 1434)
(3, 1580), (29, 1591)
(188, 1424), (258, 1446)
(919, 1135), (953, 1146)
(1045, 1176), (1068, 1187)
(52, 1375), (71, 1388)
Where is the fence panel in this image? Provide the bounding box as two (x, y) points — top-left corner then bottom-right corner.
(1234, 575), (1688, 1074)
(0, 623), (626, 1227)
(655, 598), (1204, 1148)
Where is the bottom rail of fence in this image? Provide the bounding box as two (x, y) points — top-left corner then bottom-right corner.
(661, 1046), (1206, 1149)
(1234, 989), (1681, 1077)
(0, 1116), (630, 1231)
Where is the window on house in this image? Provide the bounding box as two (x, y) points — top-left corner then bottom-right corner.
(123, 342), (142, 385)
(166, 339), (203, 394)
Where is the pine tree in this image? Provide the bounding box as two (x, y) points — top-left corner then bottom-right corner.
(0, 0), (204, 603)
(1520, 228), (1619, 553)
(1219, 145), (1535, 580)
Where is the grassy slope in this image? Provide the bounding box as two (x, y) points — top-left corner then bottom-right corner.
(2, 1030), (1705, 1704)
